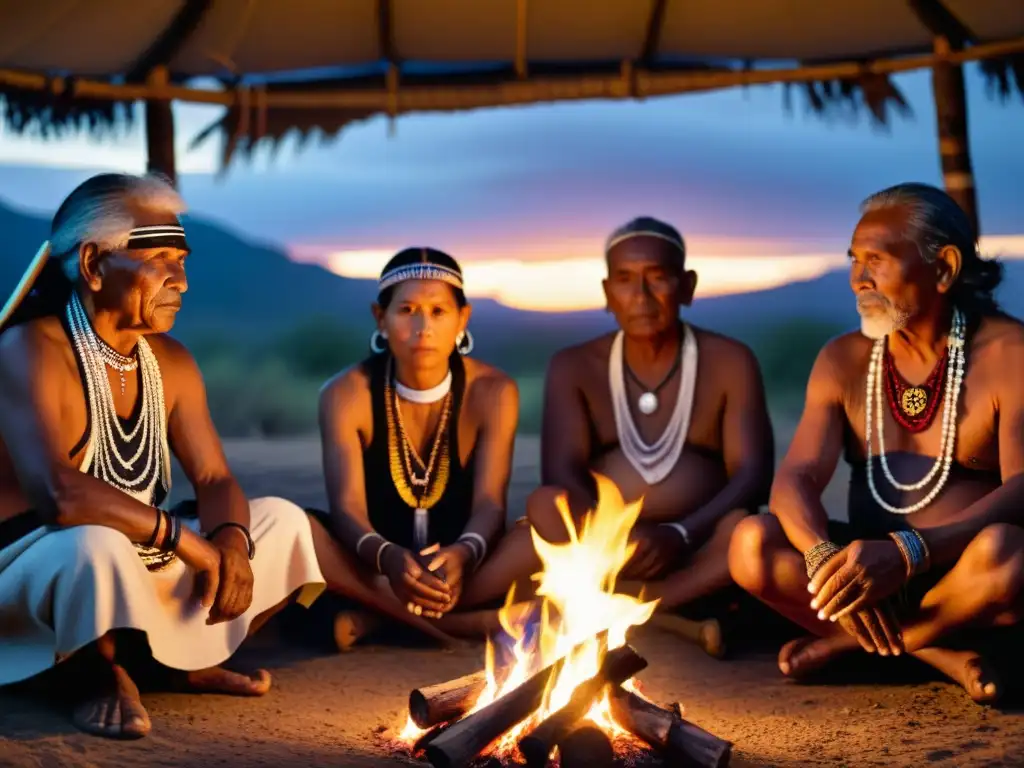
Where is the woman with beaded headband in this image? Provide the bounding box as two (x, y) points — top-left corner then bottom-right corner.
(0, 173), (324, 739)
(306, 247), (537, 648)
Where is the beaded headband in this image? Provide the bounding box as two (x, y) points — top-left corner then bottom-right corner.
(605, 230), (685, 254)
(378, 263), (463, 293)
(125, 224), (190, 252)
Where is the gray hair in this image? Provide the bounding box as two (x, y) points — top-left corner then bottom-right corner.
(859, 182), (1003, 316)
(50, 173), (187, 283)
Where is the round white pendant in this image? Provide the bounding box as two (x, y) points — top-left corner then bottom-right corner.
(637, 392), (659, 415)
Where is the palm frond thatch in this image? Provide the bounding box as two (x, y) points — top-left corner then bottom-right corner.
(979, 53), (1024, 101)
(784, 70), (913, 127)
(0, 82), (134, 140)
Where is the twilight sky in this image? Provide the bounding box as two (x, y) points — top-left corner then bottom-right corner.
(0, 66), (1021, 310)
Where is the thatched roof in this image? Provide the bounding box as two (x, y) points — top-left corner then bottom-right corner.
(1, 0), (1022, 168)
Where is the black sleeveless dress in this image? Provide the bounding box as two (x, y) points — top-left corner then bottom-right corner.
(312, 352), (476, 552)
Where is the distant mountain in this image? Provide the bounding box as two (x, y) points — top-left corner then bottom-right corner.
(2, 197), (1021, 359)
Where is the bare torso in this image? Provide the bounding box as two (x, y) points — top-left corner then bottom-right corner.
(0, 315), (180, 524)
(558, 327), (742, 521)
(832, 314), (1016, 532)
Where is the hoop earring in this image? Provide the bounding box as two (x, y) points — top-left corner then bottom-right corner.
(369, 329), (389, 354)
(456, 329), (474, 356)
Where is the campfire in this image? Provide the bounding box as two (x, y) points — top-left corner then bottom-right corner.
(391, 475), (732, 767)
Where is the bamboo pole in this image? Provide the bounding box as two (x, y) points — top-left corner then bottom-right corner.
(931, 36), (979, 234)
(0, 36), (1021, 111)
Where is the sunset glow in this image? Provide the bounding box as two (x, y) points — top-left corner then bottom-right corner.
(299, 234), (1024, 312)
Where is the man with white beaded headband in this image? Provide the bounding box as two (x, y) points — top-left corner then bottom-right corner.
(729, 182), (1024, 704)
(525, 216), (776, 655)
(0, 173), (324, 739)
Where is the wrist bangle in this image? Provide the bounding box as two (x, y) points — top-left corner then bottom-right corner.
(889, 530), (929, 578)
(145, 508), (162, 548)
(166, 515), (182, 553)
(660, 522), (691, 549)
(376, 540), (393, 575)
(356, 531), (383, 560)
(803, 540), (841, 579)
(457, 532), (488, 568)
(206, 522), (256, 560)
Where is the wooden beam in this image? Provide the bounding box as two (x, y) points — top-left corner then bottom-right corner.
(127, 0), (214, 80)
(931, 36), (979, 234)
(905, 0), (974, 49)
(144, 67), (177, 185)
(641, 0), (669, 64)
(1, 35), (1022, 112)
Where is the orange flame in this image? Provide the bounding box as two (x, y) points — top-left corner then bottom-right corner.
(402, 474), (659, 758)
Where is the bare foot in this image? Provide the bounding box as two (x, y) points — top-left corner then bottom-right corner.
(914, 647), (1001, 704)
(334, 610), (382, 651)
(778, 634), (859, 679)
(71, 662), (152, 740)
(184, 667), (272, 696)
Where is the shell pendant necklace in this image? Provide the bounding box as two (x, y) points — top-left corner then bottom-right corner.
(623, 332), (683, 415)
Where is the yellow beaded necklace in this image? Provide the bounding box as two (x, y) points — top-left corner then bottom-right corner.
(384, 356), (453, 546)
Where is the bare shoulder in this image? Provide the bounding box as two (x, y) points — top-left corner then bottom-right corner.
(146, 333), (198, 370)
(975, 313), (1024, 356)
(0, 316), (73, 375)
(463, 357), (517, 400)
(318, 361), (372, 417)
(547, 332), (616, 381)
(690, 325), (758, 369)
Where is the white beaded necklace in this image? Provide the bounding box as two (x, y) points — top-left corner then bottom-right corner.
(66, 292), (171, 508)
(608, 324), (698, 485)
(865, 307), (966, 515)
(395, 370), (452, 404)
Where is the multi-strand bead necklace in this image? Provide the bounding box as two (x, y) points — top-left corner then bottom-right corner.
(865, 307), (966, 515)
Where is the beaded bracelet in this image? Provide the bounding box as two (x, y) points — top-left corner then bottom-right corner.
(165, 514), (182, 553)
(804, 540), (842, 579)
(888, 530), (931, 578)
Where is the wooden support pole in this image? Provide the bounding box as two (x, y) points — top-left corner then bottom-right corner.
(515, 0), (528, 78)
(931, 36), (979, 235)
(144, 67), (177, 186)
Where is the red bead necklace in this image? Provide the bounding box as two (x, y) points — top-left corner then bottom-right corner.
(882, 339), (948, 433)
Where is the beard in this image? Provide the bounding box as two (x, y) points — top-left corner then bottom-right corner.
(856, 291), (910, 340)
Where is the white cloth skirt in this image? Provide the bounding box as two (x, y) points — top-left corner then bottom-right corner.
(0, 496), (324, 686)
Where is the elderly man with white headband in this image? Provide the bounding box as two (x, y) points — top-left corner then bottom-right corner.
(525, 216), (775, 656)
(0, 173), (324, 739)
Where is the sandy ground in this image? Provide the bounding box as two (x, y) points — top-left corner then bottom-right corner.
(2, 435), (1023, 767)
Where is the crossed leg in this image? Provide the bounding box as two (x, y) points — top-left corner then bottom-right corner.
(729, 515), (1024, 703)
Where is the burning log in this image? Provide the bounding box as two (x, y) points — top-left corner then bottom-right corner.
(424, 633), (606, 768)
(557, 724), (615, 768)
(412, 721), (453, 755)
(517, 644), (648, 767)
(609, 687), (732, 768)
(409, 670), (488, 729)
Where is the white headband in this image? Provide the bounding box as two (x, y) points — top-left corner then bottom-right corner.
(605, 230), (685, 254)
(378, 263), (464, 293)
